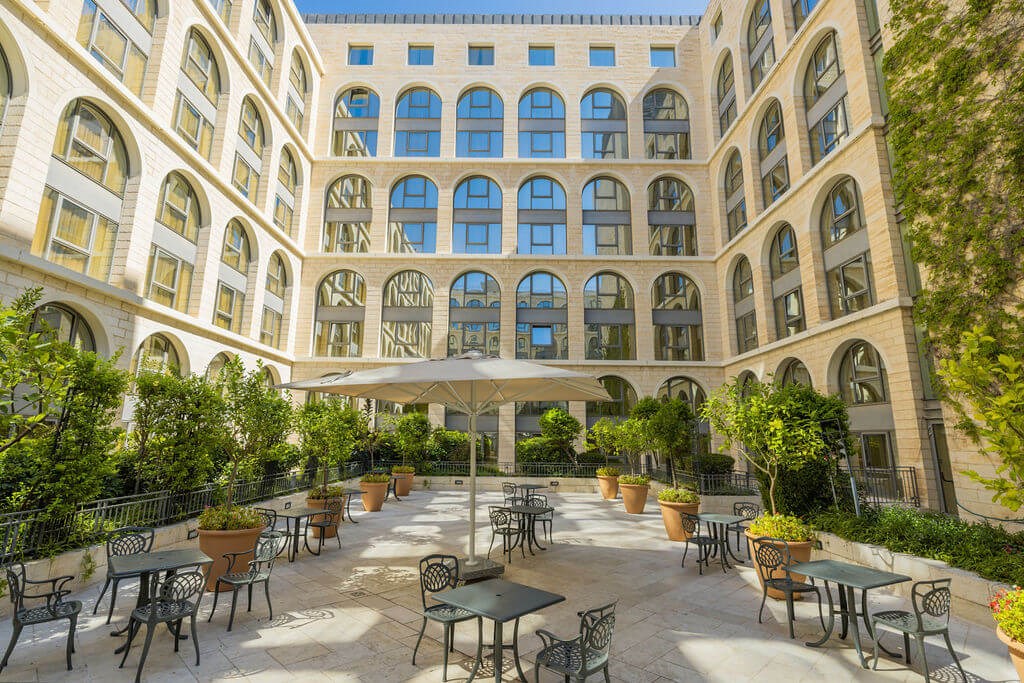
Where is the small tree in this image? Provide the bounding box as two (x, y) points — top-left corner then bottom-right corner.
(940, 326), (1024, 511)
(614, 419), (650, 475)
(538, 407), (582, 464)
(394, 411), (432, 468)
(587, 418), (621, 466)
(295, 399), (364, 495)
(647, 398), (696, 486)
(701, 378), (833, 515)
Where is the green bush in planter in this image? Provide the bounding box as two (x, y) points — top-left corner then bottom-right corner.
(619, 474), (650, 486)
(747, 513), (815, 542)
(392, 465), (415, 474)
(361, 473), (391, 484)
(596, 466), (620, 477)
(307, 485), (344, 500)
(657, 487), (700, 504)
(198, 505), (264, 531)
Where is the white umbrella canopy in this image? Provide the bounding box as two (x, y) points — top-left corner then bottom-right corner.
(279, 351), (610, 563)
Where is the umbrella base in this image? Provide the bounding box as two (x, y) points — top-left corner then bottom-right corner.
(457, 557), (505, 584)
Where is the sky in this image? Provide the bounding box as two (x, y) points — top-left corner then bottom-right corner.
(295, 0), (709, 15)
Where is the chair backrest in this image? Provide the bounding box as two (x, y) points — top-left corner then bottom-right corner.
(253, 531), (288, 572)
(254, 507), (278, 531)
(751, 536), (795, 584)
(911, 579), (952, 630)
(3, 562), (26, 609)
(418, 554), (460, 610)
(0, 520), (20, 565)
(733, 502), (760, 521)
(579, 601), (617, 663)
(489, 505), (513, 530)
(149, 569), (205, 620)
(524, 494), (547, 508)
(501, 482), (517, 503)
(106, 526), (155, 558)
(680, 512), (700, 536)
(319, 500), (343, 525)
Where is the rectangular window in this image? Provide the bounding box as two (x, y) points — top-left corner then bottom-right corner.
(727, 200), (748, 240)
(38, 189), (117, 282)
(456, 131), (502, 158)
(649, 225), (697, 256)
(146, 246), (192, 312)
(589, 46), (615, 67)
(828, 254), (873, 317)
(650, 47), (676, 68)
(209, 0), (232, 25)
(454, 223), (500, 254)
(468, 45), (494, 65)
(173, 93), (214, 159)
(531, 326), (553, 347)
(77, 1), (147, 96)
(394, 131), (440, 157)
(811, 98), (849, 164)
(582, 132), (627, 159)
(584, 323), (634, 360)
(859, 433), (894, 469)
(773, 288), (805, 339)
(762, 158), (791, 205)
(334, 130), (378, 157)
(583, 224), (630, 256)
(247, 38), (272, 85)
(645, 132), (689, 160)
(712, 13), (723, 39)
(285, 95), (303, 131)
(519, 131), (565, 158)
(656, 325), (703, 361)
(232, 154), (259, 201)
(260, 307), (283, 348)
(273, 195), (293, 236)
(348, 45), (373, 65)
(736, 312), (758, 353)
(214, 282), (244, 333)
(408, 45), (434, 65)
(517, 223), (567, 255)
(529, 45), (555, 66)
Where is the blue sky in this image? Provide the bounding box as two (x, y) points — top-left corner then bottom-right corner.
(295, 0), (709, 14)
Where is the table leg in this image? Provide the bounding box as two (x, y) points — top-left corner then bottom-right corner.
(344, 494), (358, 524)
(112, 570), (150, 643)
(838, 587), (849, 639)
(466, 617), (483, 683)
(493, 620), (503, 683)
(289, 518), (300, 563)
(531, 517), (547, 551)
(511, 618), (527, 682)
(805, 580), (836, 648)
(845, 585), (869, 667)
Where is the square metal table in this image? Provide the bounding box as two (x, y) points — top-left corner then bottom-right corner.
(516, 484), (547, 495)
(108, 548), (212, 651)
(789, 559), (911, 667)
(277, 505), (333, 562)
(433, 578), (565, 682)
(695, 513), (745, 570)
(506, 505), (554, 554)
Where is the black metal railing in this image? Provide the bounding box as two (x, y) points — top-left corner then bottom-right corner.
(843, 466), (920, 507)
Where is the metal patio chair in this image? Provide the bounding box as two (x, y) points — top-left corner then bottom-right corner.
(730, 502), (761, 554)
(751, 536), (824, 639)
(524, 493), (553, 542)
(305, 500), (343, 555)
(502, 482), (520, 506)
(680, 513), (719, 575)
(93, 526), (155, 623)
(253, 507), (278, 532)
(208, 531), (288, 631)
(487, 505), (525, 563)
(1, 562), (81, 672)
(534, 601), (617, 682)
(411, 554), (476, 681)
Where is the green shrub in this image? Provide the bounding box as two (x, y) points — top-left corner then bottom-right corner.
(619, 474), (650, 486)
(361, 473), (391, 483)
(596, 466), (620, 477)
(991, 588), (1024, 641)
(760, 457), (853, 518)
(307, 485), (344, 500)
(515, 436), (563, 464)
(392, 465), (415, 474)
(748, 513), (815, 542)
(657, 487), (699, 503)
(198, 505), (264, 531)
(427, 428), (469, 461)
(696, 453), (734, 475)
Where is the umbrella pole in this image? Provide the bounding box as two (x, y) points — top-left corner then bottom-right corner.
(467, 409), (478, 565)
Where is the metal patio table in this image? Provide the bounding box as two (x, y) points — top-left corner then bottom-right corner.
(516, 484), (547, 494)
(108, 548), (212, 652)
(342, 488), (363, 523)
(695, 513), (745, 570)
(789, 559), (911, 667)
(506, 505), (554, 554)
(433, 578), (565, 683)
(385, 475), (404, 502)
(277, 505), (331, 562)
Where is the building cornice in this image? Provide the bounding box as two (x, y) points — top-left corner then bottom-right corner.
(302, 14), (702, 26)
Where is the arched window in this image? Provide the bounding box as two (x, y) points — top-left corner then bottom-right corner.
(584, 272), (635, 360)
(0, 45), (10, 126)
(394, 88), (441, 157)
(38, 99), (128, 281)
(804, 32), (848, 164)
(133, 333), (181, 375)
(77, 0), (155, 95)
(175, 29), (220, 159)
(456, 88), (503, 158)
(652, 273), (704, 361)
(518, 88), (565, 158)
(648, 177), (696, 256)
(249, 0), (277, 86)
(324, 175), (371, 253)
(821, 178), (873, 318)
(208, 0), (231, 26)
(793, 0), (820, 29)
(215, 220), (251, 333)
(233, 98), (265, 203)
(31, 303), (96, 352)
(758, 101), (789, 206)
(779, 359), (812, 387)
(273, 148), (298, 237)
(643, 89), (690, 159)
(517, 177), (566, 255)
(724, 150), (747, 239)
(582, 177), (631, 255)
(656, 376), (706, 412)
(586, 376), (637, 427)
(747, 0), (775, 90)
(261, 252), (288, 349)
(388, 176), (438, 253)
(516, 272), (568, 360)
(286, 52), (308, 131)
(314, 270), (366, 357)
(381, 270), (434, 358)
(333, 87), (380, 156)
(581, 89), (628, 159)
(146, 172), (201, 312)
(733, 257), (757, 353)
(717, 54), (737, 135)
(206, 352), (231, 380)
(453, 176), (501, 254)
(839, 341), (887, 404)
(448, 271), (501, 356)
(769, 224), (805, 339)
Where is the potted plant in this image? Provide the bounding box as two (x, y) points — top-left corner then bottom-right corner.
(391, 465), (415, 496)
(197, 359), (291, 591)
(657, 487), (700, 541)
(360, 472), (390, 511)
(595, 466), (620, 500)
(990, 586), (1024, 678)
(745, 513), (816, 600)
(296, 400), (363, 537)
(306, 484), (345, 539)
(618, 474), (651, 514)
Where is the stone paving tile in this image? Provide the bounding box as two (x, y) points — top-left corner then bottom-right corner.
(0, 490), (1016, 682)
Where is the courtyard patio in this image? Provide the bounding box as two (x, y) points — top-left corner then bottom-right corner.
(0, 489), (1015, 683)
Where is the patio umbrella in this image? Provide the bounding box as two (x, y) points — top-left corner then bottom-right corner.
(278, 351), (609, 563)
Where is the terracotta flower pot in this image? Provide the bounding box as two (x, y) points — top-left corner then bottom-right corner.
(197, 526), (264, 591)
(392, 472), (413, 496)
(596, 475), (619, 500)
(305, 497), (341, 539)
(746, 531), (813, 601)
(619, 484), (650, 514)
(360, 481), (387, 512)
(659, 500), (700, 541)
(996, 625), (1024, 680)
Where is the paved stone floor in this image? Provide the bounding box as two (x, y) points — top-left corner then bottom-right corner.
(0, 490), (1016, 682)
